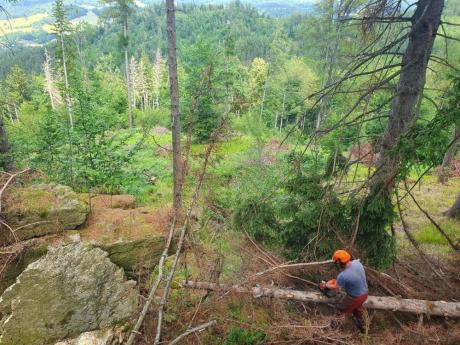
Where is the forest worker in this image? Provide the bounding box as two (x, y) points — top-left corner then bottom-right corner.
(319, 249), (369, 332)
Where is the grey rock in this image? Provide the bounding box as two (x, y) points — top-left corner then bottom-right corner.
(0, 243), (137, 345)
(1, 184), (88, 245)
(53, 328), (122, 345)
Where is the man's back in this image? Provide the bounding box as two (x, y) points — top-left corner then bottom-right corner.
(337, 259), (368, 297)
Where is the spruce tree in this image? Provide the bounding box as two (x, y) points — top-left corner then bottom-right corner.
(102, 0), (135, 128)
(51, 0), (74, 127)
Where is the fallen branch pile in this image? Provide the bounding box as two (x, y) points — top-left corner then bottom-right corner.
(182, 280), (460, 318)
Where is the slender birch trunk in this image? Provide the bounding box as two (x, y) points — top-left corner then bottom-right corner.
(124, 20), (134, 128)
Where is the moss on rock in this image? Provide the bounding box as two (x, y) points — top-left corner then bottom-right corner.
(1, 184), (88, 245)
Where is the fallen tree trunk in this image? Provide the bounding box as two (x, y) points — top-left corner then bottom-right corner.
(182, 280), (460, 318)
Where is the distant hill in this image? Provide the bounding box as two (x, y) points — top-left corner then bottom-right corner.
(0, 0), (315, 48)
(2, 0), (316, 18)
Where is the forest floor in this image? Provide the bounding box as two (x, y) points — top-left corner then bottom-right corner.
(130, 173), (460, 345)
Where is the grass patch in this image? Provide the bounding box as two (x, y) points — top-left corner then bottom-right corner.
(414, 219), (459, 245)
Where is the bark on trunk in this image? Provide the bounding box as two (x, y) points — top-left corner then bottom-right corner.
(0, 115), (14, 172)
(124, 20), (134, 128)
(446, 193), (460, 220)
(182, 280), (460, 317)
(438, 124), (460, 183)
(373, 0), (444, 192)
(166, 0), (183, 210)
(60, 32), (73, 128)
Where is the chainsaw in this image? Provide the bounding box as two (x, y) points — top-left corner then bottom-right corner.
(318, 279), (338, 298)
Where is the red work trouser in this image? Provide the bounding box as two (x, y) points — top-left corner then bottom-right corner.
(339, 292), (368, 330)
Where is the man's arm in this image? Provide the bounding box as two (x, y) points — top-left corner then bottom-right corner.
(325, 279), (341, 290)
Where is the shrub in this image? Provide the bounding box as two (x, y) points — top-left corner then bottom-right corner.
(223, 328), (266, 345)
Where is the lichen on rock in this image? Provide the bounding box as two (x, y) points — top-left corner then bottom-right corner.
(53, 328), (124, 345)
(1, 184), (88, 245)
(0, 243), (137, 345)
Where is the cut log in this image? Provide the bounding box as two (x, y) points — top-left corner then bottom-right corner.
(182, 280), (460, 318)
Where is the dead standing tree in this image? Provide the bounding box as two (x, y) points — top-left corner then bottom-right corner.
(166, 0), (183, 210)
(125, 2), (184, 343)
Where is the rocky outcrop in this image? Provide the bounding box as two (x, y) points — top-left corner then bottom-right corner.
(0, 239), (49, 293)
(1, 184), (88, 245)
(99, 237), (165, 277)
(81, 198), (171, 277)
(0, 194), (171, 295)
(0, 243), (137, 345)
(53, 328), (124, 345)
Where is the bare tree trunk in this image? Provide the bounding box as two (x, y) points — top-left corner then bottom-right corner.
(372, 0), (444, 193)
(129, 56), (137, 109)
(0, 115), (14, 172)
(279, 90), (286, 132)
(152, 48), (163, 109)
(182, 281), (460, 317)
(60, 32), (73, 128)
(259, 77), (267, 121)
(43, 48), (62, 110)
(446, 193), (460, 221)
(166, 0), (183, 210)
(124, 20), (134, 128)
(438, 124), (460, 183)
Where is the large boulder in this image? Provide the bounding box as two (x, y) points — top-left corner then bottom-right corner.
(53, 328), (124, 345)
(1, 184), (88, 245)
(0, 239), (49, 293)
(0, 243), (137, 345)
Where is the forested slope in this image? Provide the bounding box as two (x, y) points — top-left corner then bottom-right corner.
(0, 0), (459, 344)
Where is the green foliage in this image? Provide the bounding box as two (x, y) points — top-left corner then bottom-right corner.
(233, 152), (349, 260)
(183, 39), (246, 142)
(183, 39), (221, 143)
(324, 152), (348, 178)
(233, 197), (278, 242)
(1, 0), (458, 277)
(277, 155), (349, 259)
(223, 328), (266, 345)
(394, 74), (460, 180)
(27, 79), (142, 193)
(356, 187), (396, 270)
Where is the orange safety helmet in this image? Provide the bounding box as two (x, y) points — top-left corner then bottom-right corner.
(332, 249), (351, 264)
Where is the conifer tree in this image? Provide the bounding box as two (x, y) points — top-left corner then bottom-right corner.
(5, 65), (30, 121)
(102, 0), (135, 128)
(51, 0), (73, 127)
